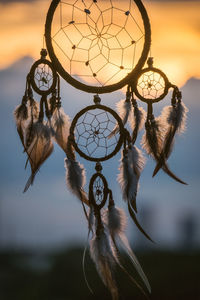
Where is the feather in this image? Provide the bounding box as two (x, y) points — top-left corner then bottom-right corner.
(118, 146), (145, 212)
(108, 98), (131, 138)
(106, 205), (151, 294)
(153, 102), (188, 176)
(141, 118), (186, 184)
(28, 99), (39, 120)
(52, 107), (70, 153)
(88, 206), (95, 233)
(90, 229), (119, 300)
(65, 157), (89, 205)
(14, 102), (28, 148)
(129, 103), (146, 143)
(23, 121), (54, 192)
(128, 202), (154, 243)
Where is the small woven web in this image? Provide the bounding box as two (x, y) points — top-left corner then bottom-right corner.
(34, 63), (53, 91)
(93, 176), (104, 205)
(137, 71), (166, 100)
(75, 108), (120, 159)
(51, 0), (144, 86)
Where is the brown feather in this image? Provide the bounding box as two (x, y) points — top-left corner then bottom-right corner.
(23, 122), (53, 192)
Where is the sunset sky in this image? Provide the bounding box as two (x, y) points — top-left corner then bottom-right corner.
(0, 0), (200, 87)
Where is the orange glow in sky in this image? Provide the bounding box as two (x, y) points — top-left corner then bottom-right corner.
(0, 0), (200, 87)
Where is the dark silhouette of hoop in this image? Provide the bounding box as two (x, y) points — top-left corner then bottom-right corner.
(45, 0), (151, 94)
(133, 66), (171, 103)
(89, 172), (109, 209)
(70, 104), (124, 162)
(29, 58), (57, 95)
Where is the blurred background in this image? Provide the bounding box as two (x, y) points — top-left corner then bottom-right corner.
(0, 0), (200, 299)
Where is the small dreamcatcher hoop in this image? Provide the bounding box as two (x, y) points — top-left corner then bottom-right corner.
(69, 97), (124, 161)
(133, 57), (171, 103)
(29, 49), (57, 96)
(45, 0), (151, 94)
(89, 172), (109, 209)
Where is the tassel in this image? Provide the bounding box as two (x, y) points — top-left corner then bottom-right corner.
(65, 157), (89, 205)
(129, 100), (146, 143)
(108, 93), (131, 138)
(90, 228), (119, 300)
(141, 116), (186, 185)
(118, 146), (145, 212)
(52, 107), (70, 154)
(23, 121), (54, 192)
(153, 101), (188, 176)
(106, 205), (151, 294)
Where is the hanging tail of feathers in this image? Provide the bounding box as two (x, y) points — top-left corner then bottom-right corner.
(23, 122), (54, 192)
(153, 102), (188, 177)
(108, 98), (131, 138)
(118, 150), (138, 212)
(65, 157), (89, 205)
(142, 118), (187, 184)
(90, 230), (119, 300)
(14, 102), (29, 148)
(106, 205), (151, 294)
(128, 202), (154, 243)
(129, 102), (146, 143)
(52, 107), (70, 154)
(118, 146), (145, 212)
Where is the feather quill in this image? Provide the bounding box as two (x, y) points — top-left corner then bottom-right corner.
(153, 102), (188, 176)
(141, 118), (186, 184)
(52, 107), (70, 153)
(106, 205), (151, 293)
(23, 121), (54, 192)
(65, 157), (89, 205)
(90, 229), (119, 300)
(108, 98), (131, 138)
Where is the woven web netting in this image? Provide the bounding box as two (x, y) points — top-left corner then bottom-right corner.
(34, 63), (53, 91)
(137, 71), (166, 100)
(74, 108), (120, 159)
(51, 0), (145, 86)
(93, 175), (104, 205)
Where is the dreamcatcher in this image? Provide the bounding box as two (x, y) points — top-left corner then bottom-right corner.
(14, 0), (188, 299)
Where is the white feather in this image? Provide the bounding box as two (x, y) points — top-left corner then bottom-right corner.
(129, 106), (146, 132)
(65, 157), (88, 204)
(106, 206), (127, 235)
(116, 99), (131, 125)
(52, 107), (70, 153)
(88, 206), (94, 233)
(160, 102), (188, 134)
(108, 99), (131, 138)
(118, 151), (137, 204)
(118, 146), (145, 210)
(90, 230), (118, 300)
(141, 117), (166, 158)
(106, 206), (151, 293)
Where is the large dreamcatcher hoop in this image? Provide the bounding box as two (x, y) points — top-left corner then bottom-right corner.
(45, 0), (151, 93)
(14, 0), (189, 299)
